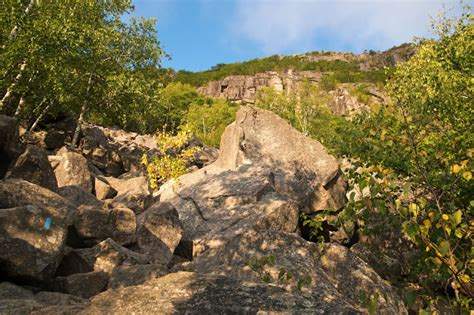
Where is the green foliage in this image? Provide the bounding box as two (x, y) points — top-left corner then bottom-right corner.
(1, 0), (166, 133)
(320, 74), (338, 91)
(142, 129), (200, 190)
(181, 98), (238, 147)
(333, 7), (473, 312)
(152, 82), (206, 133)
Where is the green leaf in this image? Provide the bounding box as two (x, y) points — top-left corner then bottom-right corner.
(439, 240), (450, 256)
(404, 291), (418, 307)
(452, 210), (462, 225)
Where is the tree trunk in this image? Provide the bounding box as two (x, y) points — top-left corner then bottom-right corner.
(27, 99), (50, 134)
(0, 62), (27, 109)
(71, 75), (93, 148)
(14, 96), (26, 117)
(7, 0), (38, 43)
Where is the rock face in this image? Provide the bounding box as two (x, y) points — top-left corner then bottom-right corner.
(136, 202), (183, 265)
(197, 46), (413, 108)
(0, 179), (72, 281)
(82, 271), (360, 314)
(198, 70), (321, 104)
(5, 144), (59, 191)
(54, 148), (93, 192)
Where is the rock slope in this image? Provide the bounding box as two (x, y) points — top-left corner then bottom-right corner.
(0, 110), (406, 314)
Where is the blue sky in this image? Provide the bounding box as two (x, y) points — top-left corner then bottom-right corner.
(130, 0), (464, 72)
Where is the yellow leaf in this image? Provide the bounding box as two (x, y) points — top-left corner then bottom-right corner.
(460, 159), (469, 167)
(442, 214), (449, 221)
(451, 164), (461, 174)
(461, 274), (470, 283)
(425, 246), (430, 252)
(433, 257), (442, 265)
(463, 171), (472, 181)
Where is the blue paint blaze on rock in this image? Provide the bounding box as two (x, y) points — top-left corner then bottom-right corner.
(44, 216), (52, 231)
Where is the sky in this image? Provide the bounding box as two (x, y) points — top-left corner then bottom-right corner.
(130, 0), (465, 72)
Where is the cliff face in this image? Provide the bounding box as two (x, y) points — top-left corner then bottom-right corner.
(196, 44), (413, 116)
(198, 72), (386, 117)
(197, 70), (321, 103)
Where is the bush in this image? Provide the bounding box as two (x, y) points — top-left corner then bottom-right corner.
(142, 129), (200, 190)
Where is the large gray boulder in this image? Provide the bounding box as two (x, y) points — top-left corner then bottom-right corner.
(136, 202), (183, 265)
(177, 230), (406, 314)
(6, 144), (59, 191)
(54, 148), (93, 192)
(53, 271), (109, 299)
(74, 202), (136, 246)
(157, 165), (299, 257)
(82, 271), (360, 314)
(216, 106), (346, 212)
(0, 179), (74, 281)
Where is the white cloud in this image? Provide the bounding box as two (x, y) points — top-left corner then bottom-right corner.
(230, 0), (463, 53)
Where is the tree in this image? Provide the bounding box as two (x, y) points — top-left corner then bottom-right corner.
(181, 98), (238, 147)
(335, 6), (473, 312)
(1, 0), (166, 142)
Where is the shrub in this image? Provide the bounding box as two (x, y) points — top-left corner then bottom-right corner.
(142, 129), (200, 190)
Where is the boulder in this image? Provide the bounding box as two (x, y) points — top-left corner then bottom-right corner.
(106, 175), (152, 214)
(74, 202), (136, 246)
(94, 177), (117, 200)
(82, 271), (360, 314)
(44, 129), (67, 150)
(54, 148), (93, 192)
(56, 238), (149, 276)
(179, 230), (406, 314)
(0, 115), (22, 177)
(136, 202), (183, 265)
(57, 185), (102, 207)
(0, 282), (87, 314)
(157, 165), (299, 249)
(0, 204), (68, 281)
(53, 271), (108, 299)
(0, 178), (76, 224)
(5, 144), (58, 191)
(108, 264), (169, 289)
(0, 179), (74, 281)
(216, 106), (346, 212)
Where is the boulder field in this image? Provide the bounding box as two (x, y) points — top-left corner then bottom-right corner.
(0, 108), (407, 314)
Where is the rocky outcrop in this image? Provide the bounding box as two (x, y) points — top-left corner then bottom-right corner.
(216, 106), (347, 212)
(197, 70), (321, 104)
